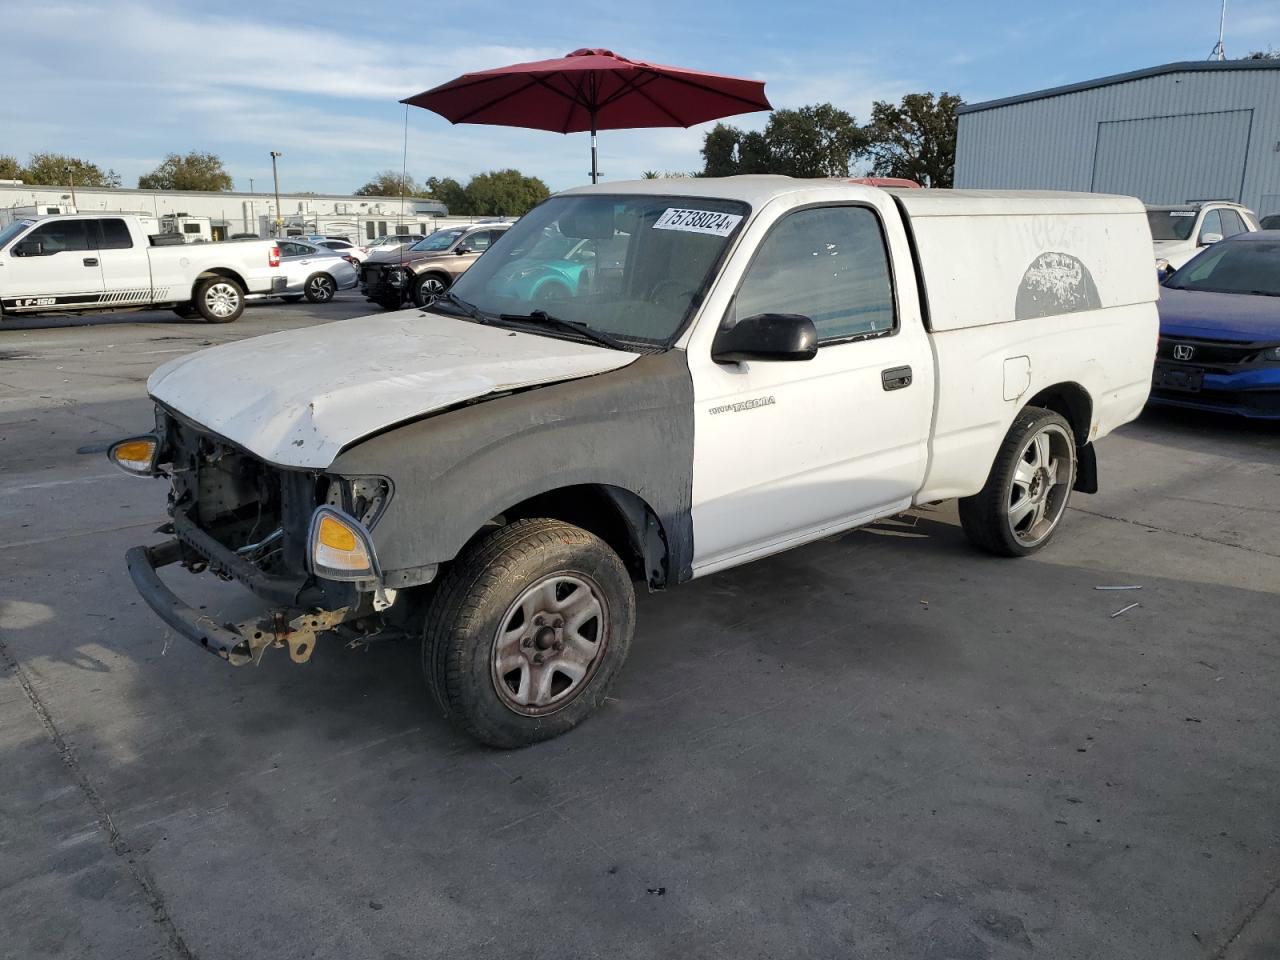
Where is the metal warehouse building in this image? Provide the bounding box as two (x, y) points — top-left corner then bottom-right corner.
(955, 59), (1280, 219)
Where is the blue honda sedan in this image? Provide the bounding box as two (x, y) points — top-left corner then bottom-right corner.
(1152, 232), (1280, 419)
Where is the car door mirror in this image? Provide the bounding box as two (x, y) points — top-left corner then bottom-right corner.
(712, 313), (818, 364)
(12, 239), (44, 257)
(1199, 232), (1223, 246)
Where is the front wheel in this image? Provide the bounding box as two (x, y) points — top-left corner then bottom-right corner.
(194, 276), (244, 323)
(959, 407), (1077, 557)
(376, 294), (403, 311)
(304, 273), (336, 303)
(423, 518), (635, 748)
(412, 274), (448, 308)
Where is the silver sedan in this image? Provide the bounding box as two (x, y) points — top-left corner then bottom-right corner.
(271, 239), (360, 303)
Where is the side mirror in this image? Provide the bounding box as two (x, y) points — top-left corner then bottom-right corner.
(1199, 232), (1224, 246)
(712, 313), (818, 364)
(13, 240), (44, 257)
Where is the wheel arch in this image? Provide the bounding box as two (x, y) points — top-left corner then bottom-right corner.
(1025, 381), (1092, 445)
(192, 267), (247, 297)
(1024, 381), (1096, 493)
(491, 483), (672, 589)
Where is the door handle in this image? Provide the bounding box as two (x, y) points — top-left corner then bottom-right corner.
(83, 257), (99, 267)
(881, 365), (913, 391)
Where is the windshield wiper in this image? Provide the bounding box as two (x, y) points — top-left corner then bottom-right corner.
(499, 310), (630, 351)
(435, 290), (487, 321)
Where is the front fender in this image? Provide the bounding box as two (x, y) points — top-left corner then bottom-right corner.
(330, 350), (696, 583)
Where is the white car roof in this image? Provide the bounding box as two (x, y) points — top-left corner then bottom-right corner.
(561, 175), (1145, 216)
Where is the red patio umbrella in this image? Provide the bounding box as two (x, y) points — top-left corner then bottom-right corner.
(403, 48), (771, 184)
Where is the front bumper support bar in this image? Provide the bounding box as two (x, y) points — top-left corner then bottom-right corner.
(126, 539), (350, 665)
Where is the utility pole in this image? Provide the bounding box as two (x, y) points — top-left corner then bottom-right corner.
(66, 167), (77, 208)
(269, 151), (283, 236)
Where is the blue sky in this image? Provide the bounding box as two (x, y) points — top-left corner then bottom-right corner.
(3, 0), (1277, 195)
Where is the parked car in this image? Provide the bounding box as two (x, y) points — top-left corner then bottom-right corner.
(1147, 201), (1259, 275)
(364, 234), (421, 255)
(270, 238), (359, 304)
(1151, 231), (1280, 418)
(0, 213), (283, 323)
(1259, 214), (1280, 230)
(113, 178), (1157, 748)
(315, 238), (368, 263)
(361, 222), (509, 309)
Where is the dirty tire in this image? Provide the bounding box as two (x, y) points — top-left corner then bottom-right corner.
(412, 273), (449, 308)
(193, 276), (244, 323)
(304, 273), (336, 303)
(423, 518), (635, 748)
(959, 406), (1076, 557)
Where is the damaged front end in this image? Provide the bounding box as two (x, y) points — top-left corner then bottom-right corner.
(118, 407), (409, 666)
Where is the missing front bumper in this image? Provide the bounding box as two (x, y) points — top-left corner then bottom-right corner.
(126, 539), (351, 665)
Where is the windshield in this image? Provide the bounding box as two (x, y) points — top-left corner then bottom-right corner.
(1165, 239), (1280, 296)
(411, 229), (463, 252)
(1147, 209), (1198, 241)
(447, 194), (749, 346)
(0, 219), (35, 250)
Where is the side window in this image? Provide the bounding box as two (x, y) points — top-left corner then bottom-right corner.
(25, 219), (93, 255)
(732, 206), (895, 342)
(1218, 209), (1245, 237)
(1199, 209), (1223, 242)
(365, 222), (376, 241)
(98, 219), (133, 250)
(465, 230), (492, 252)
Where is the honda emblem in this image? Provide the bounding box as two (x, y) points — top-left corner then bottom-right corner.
(1173, 344), (1195, 361)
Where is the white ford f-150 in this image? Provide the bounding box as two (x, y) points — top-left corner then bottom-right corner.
(0, 213), (285, 323)
(111, 177), (1158, 747)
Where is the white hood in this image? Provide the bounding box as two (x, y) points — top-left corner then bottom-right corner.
(148, 309), (639, 468)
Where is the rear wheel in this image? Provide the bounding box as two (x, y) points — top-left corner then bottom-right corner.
(412, 273), (449, 308)
(959, 407), (1076, 557)
(193, 276), (244, 323)
(422, 518), (635, 748)
(304, 273), (336, 303)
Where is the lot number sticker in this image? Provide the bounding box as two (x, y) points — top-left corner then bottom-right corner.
(653, 208), (743, 236)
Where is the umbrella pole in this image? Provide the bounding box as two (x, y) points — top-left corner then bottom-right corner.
(590, 114), (599, 185)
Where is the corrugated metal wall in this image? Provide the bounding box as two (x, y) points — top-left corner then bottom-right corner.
(955, 69), (1280, 217)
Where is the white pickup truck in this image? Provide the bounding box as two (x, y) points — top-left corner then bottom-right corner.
(112, 177), (1158, 747)
(0, 213), (285, 322)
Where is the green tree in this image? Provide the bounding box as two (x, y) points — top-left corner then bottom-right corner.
(22, 152), (120, 188)
(701, 123), (743, 177)
(138, 151), (233, 191)
(424, 176), (470, 215)
(463, 169), (549, 217)
(0, 154), (21, 180)
(354, 170), (425, 197)
(864, 92), (961, 188)
(763, 104), (868, 177)
(699, 103), (866, 177)
(1240, 48), (1279, 59)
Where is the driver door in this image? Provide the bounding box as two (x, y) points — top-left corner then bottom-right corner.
(4, 219), (104, 305)
(689, 203), (934, 575)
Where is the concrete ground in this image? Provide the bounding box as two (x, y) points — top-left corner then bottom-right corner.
(1, 295), (1277, 960)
